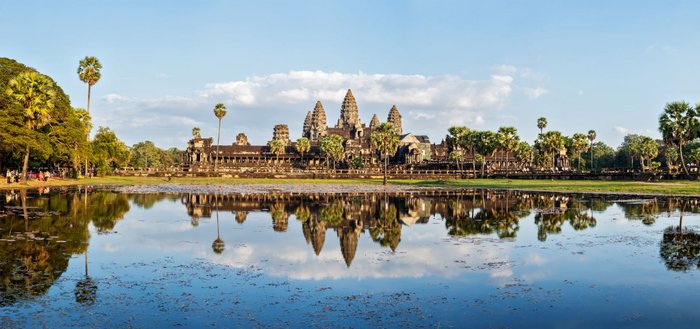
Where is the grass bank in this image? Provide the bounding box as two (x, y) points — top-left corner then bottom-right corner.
(1, 176), (699, 196)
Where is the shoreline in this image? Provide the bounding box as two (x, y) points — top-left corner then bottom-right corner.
(1, 176), (700, 196)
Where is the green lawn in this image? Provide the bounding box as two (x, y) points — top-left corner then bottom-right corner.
(1, 176), (699, 196)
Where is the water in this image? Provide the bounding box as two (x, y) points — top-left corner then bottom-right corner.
(1, 188), (699, 328)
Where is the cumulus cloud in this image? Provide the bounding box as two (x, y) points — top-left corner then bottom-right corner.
(102, 93), (129, 103)
(95, 68), (542, 148)
(615, 126), (630, 135)
(523, 87), (549, 100)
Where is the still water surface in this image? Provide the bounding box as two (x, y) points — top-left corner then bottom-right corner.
(1, 188), (699, 328)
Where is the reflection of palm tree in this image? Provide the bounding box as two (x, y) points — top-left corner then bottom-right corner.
(212, 195), (225, 254)
(660, 205), (700, 271)
(76, 189), (97, 306)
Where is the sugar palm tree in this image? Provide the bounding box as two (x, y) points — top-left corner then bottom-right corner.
(537, 117), (547, 135)
(295, 137), (310, 167)
(212, 194), (225, 254)
(268, 139), (285, 169)
(212, 103), (227, 171)
(659, 101), (698, 177)
(6, 71), (56, 183)
(497, 127), (519, 177)
(371, 123), (401, 185)
(77, 56), (102, 176)
(570, 133), (590, 172)
(587, 130), (597, 170)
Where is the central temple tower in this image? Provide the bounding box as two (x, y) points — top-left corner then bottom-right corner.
(335, 89), (362, 129)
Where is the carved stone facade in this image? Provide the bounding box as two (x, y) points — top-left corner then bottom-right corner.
(387, 105), (403, 135)
(272, 124), (290, 146)
(235, 133), (250, 146)
(370, 114), (380, 129)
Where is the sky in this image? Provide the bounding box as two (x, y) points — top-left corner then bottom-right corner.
(2, 0), (700, 149)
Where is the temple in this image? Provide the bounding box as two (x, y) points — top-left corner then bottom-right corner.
(182, 89), (562, 174)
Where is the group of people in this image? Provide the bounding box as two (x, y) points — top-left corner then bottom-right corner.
(4, 169), (56, 184)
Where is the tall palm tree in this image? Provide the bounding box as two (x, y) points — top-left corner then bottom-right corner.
(6, 71), (56, 183)
(537, 117), (548, 135)
(571, 133), (590, 172)
(659, 101), (698, 177)
(371, 123), (400, 185)
(497, 127), (519, 177)
(587, 130), (597, 170)
(77, 56), (102, 176)
(212, 194), (225, 254)
(212, 103), (227, 172)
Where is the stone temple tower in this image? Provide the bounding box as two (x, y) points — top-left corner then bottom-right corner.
(369, 114), (380, 129)
(272, 124), (290, 146)
(302, 111), (313, 138)
(336, 89), (362, 129)
(309, 101), (327, 141)
(387, 105), (402, 135)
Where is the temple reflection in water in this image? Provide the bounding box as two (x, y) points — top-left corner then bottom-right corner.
(180, 190), (700, 267)
(2, 188), (700, 307)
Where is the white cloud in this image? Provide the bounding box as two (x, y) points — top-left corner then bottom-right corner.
(523, 87), (549, 100)
(615, 126), (630, 135)
(102, 93), (129, 103)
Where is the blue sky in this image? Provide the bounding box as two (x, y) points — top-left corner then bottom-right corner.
(2, 0), (700, 148)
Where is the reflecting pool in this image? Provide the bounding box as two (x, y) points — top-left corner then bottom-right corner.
(1, 188), (700, 328)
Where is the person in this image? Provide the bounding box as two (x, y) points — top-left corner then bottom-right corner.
(38, 171), (44, 182)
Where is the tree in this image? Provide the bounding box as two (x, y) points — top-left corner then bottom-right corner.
(618, 134), (644, 168)
(537, 117), (547, 135)
(268, 139), (285, 167)
(446, 126), (470, 173)
(321, 134), (344, 171)
(371, 123), (400, 185)
(474, 131), (498, 177)
(91, 127), (130, 175)
(638, 136), (659, 169)
(48, 107), (91, 173)
(5, 71), (56, 183)
(192, 127), (201, 139)
(514, 141), (533, 169)
(212, 103), (227, 172)
(130, 141), (162, 169)
(540, 131), (565, 170)
(295, 137), (310, 166)
(587, 130), (597, 170)
(77, 56), (102, 176)
(570, 133), (590, 172)
(497, 127), (519, 177)
(590, 142), (615, 169)
(659, 101), (699, 177)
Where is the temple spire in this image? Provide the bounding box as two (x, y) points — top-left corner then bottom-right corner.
(336, 89), (361, 129)
(310, 101), (327, 141)
(387, 105), (402, 135)
(370, 114), (380, 129)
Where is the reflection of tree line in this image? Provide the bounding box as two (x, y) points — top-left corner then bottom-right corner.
(0, 189), (130, 306)
(182, 192), (700, 270)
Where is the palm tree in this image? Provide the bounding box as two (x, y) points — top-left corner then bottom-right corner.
(295, 137), (310, 167)
(371, 123), (401, 185)
(77, 56), (102, 176)
(212, 103), (227, 172)
(659, 101), (698, 177)
(6, 71), (56, 183)
(497, 127), (519, 177)
(192, 127), (201, 139)
(587, 130), (597, 170)
(212, 195), (225, 254)
(268, 139), (285, 168)
(537, 117), (548, 135)
(320, 134), (344, 170)
(570, 133), (590, 172)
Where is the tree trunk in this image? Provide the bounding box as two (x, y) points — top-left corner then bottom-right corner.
(505, 152), (509, 178)
(590, 148), (594, 171)
(22, 144), (30, 184)
(215, 119), (222, 172)
(679, 144), (690, 177)
(578, 154), (581, 172)
(383, 152), (388, 185)
(85, 84), (91, 178)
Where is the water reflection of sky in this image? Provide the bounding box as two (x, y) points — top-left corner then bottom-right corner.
(2, 191), (700, 328)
